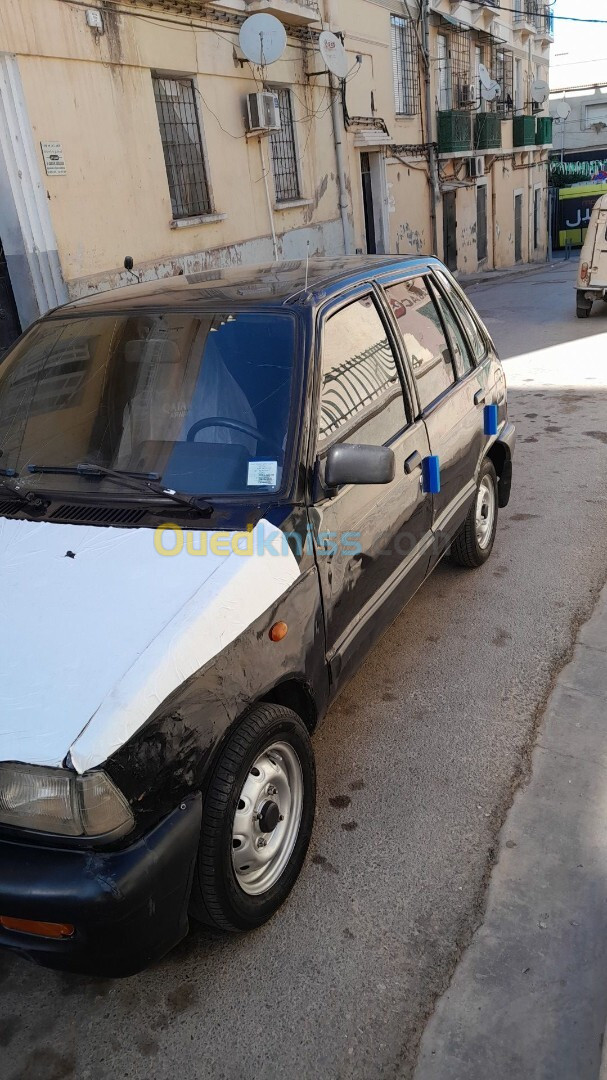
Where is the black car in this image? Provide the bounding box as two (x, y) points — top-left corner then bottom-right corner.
(0, 256), (514, 976)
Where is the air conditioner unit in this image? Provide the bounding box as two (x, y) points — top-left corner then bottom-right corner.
(246, 92), (281, 134)
(467, 156), (485, 179)
(459, 83), (477, 107)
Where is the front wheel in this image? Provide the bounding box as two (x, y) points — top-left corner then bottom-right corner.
(451, 459), (498, 568)
(576, 291), (592, 319)
(190, 704), (316, 932)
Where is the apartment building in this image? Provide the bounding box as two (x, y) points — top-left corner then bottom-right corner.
(0, 0), (552, 348)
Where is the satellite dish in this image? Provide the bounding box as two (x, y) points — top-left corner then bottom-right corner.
(481, 81), (501, 102)
(239, 14), (287, 66)
(319, 31), (349, 79)
(478, 64), (493, 90)
(531, 79), (549, 104)
(556, 100), (571, 119)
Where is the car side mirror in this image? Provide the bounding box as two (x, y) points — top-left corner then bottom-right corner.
(324, 443), (395, 488)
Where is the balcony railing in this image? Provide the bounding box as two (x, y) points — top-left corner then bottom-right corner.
(513, 115), (537, 146)
(514, 1), (554, 37)
(475, 113), (502, 150)
(535, 116), (553, 145)
(437, 111), (473, 154)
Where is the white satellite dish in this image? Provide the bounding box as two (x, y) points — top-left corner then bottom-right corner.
(319, 31), (349, 80)
(478, 64), (493, 90)
(481, 81), (501, 102)
(239, 14), (287, 67)
(556, 100), (571, 119)
(531, 79), (549, 104)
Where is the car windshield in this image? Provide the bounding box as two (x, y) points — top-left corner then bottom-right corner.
(0, 310), (297, 497)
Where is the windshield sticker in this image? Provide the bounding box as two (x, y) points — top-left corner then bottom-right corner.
(247, 460), (278, 487)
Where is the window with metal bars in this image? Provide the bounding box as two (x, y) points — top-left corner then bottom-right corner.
(436, 26), (471, 111)
(390, 14), (420, 116)
(153, 75), (212, 220)
(270, 88), (301, 203)
(490, 45), (514, 115)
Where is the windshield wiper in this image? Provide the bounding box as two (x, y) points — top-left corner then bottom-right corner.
(26, 463), (213, 515)
(0, 471), (50, 512)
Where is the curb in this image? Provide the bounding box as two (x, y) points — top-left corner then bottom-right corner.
(456, 260), (559, 289)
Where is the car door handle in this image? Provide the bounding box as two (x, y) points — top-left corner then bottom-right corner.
(404, 450), (422, 475)
(474, 389), (486, 406)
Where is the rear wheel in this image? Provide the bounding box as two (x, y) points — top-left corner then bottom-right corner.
(576, 291), (592, 319)
(451, 458), (498, 569)
(190, 704), (316, 932)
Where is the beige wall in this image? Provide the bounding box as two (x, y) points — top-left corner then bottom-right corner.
(0, 0), (345, 298)
(0, 0), (552, 318)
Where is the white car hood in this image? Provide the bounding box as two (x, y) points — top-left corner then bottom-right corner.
(0, 517), (299, 773)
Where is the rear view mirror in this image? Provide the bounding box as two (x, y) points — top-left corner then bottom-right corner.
(325, 443), (395, 488)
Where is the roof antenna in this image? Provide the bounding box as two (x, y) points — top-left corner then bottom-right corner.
(305, 240), (310, 291)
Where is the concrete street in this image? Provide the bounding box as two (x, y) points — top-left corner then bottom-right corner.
(2, 261), (607, 1080)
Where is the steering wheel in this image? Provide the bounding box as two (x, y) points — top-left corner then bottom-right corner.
(185, 416), (283, 457)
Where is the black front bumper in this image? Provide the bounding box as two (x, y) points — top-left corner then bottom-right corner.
(0, 794), (202, 977)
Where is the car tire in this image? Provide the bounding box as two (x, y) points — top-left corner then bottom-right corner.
(190, 703), (316, 932)
(576, 292), (592, 319)
(451, 458), (498, 569)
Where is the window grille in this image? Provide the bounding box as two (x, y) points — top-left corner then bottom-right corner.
(490, 45), (514, 115)
(270, 88), (301, 203)
(153, 75), (212, 219)
(436, 26), (471, 111)
(391, 14), (420, 116)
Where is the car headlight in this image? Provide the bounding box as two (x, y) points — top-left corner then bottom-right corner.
(0, 763), (134, 839)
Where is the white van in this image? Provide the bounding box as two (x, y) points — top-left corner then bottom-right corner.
(576, 192), (607, 317)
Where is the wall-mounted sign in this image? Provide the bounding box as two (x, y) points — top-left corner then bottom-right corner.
(41, 142), (66, 176)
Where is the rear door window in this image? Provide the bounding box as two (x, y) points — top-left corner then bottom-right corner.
(384, 277), (455, 413)
(433, 270), (487, 364)
(427, 281), (474, 378)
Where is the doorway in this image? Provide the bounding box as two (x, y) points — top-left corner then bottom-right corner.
(360, 152), (388, 255)
(476, 184), (488, 262)
(361, 153), (376, 254)
(0, 239), (21, 355)
(514, 192), (523, 262)
(443, 190), (457, 271)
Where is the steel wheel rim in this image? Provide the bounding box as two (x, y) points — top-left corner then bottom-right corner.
(232, 741), (304, 896)
(475, 476), (496, 550)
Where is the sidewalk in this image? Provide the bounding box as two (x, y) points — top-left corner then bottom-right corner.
(414, 581), (607, 1080)
(457, 258), (560, 289)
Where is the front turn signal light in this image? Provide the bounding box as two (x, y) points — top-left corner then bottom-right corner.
(0, 916), (74, 939)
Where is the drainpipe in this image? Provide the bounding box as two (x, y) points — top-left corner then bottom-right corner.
(323, 0), (353, 253)
(421, 0), (439, 256)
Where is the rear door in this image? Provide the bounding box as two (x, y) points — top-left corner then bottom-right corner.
(310, 287), (433, 688)
(383, 272), (488, 562)
(587, 205), (607, 288)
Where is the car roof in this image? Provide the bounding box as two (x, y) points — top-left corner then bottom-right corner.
(55, 255), (438, 316)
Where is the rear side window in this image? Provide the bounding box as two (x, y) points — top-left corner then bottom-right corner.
(318, 295), (407, 446)
(385, 277), (455, 412)
(434, 270), (487, 364)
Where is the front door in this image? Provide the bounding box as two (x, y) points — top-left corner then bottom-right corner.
(514, 193), (523, 262)
(443, 191), (458, 271)
(361, 153), (377, 254)
(477, 184), (488, 263)
(311, 289), (433, 688)
(0, 240), (21, 356)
